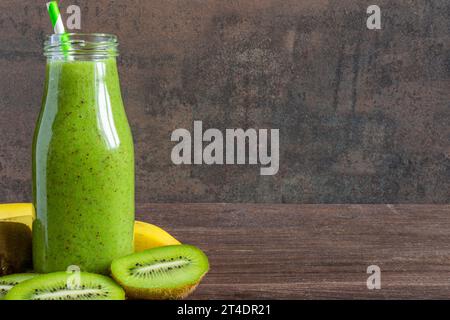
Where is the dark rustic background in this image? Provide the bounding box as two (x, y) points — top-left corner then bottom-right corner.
(0, 0), (448, 204)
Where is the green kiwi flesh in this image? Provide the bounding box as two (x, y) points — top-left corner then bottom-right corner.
(0, 273), (38, 300)
(111, 245), (209, 300)
(5, 272), (125, 300)
(0, 222), (32, 276)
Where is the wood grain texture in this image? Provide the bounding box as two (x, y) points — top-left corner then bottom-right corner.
(137, 204), (450, 299)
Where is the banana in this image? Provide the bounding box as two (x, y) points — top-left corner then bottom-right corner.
(0, 204), (34, 230)
(134, 221), (181, 252)
(0, 204), (180, 251)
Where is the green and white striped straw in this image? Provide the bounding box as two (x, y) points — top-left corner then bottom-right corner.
(47, 1), (70, 58)
(47, 1), (65, 34)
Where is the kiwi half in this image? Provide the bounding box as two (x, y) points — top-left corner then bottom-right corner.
(5, 272), (125, 300)
(111, 245), (209, 300)
(0, 273), (38, 300)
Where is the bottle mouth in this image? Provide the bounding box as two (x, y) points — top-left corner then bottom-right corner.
(44, 33), (119, 60)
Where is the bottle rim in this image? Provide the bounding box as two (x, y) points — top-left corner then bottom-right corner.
(44, 33), (119, 59)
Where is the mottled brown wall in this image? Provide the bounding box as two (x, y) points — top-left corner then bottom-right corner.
(0, 0), (448, 203)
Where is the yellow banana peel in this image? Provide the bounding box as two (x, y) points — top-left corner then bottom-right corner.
(134, 221), (181, 252)
(0, 203), (181, 251)
(0, 203), (34, 230)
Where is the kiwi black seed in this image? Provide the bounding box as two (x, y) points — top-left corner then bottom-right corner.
(5, 272), (125, 300)
(111, 245), (209, 300)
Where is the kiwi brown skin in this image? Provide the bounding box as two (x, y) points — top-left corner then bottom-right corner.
(112, 274), (206, 300)
(0, 222), (32, 276)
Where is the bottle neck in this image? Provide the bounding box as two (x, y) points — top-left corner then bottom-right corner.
(43, 54), (124, 137)
(45, 57), (120, 90)
(44, 33), (119, 61)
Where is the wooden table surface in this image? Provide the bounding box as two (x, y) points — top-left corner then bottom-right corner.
(137, 204), (450, 300)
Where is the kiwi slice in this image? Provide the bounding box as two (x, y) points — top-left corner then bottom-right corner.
(0, 273), (38, 300)
(111, 245), (209, 300)
(5, 272), (125, 300)
(0, 221), (32, 276)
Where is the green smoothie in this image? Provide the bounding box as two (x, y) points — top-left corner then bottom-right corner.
(33, 38), (134, 274)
